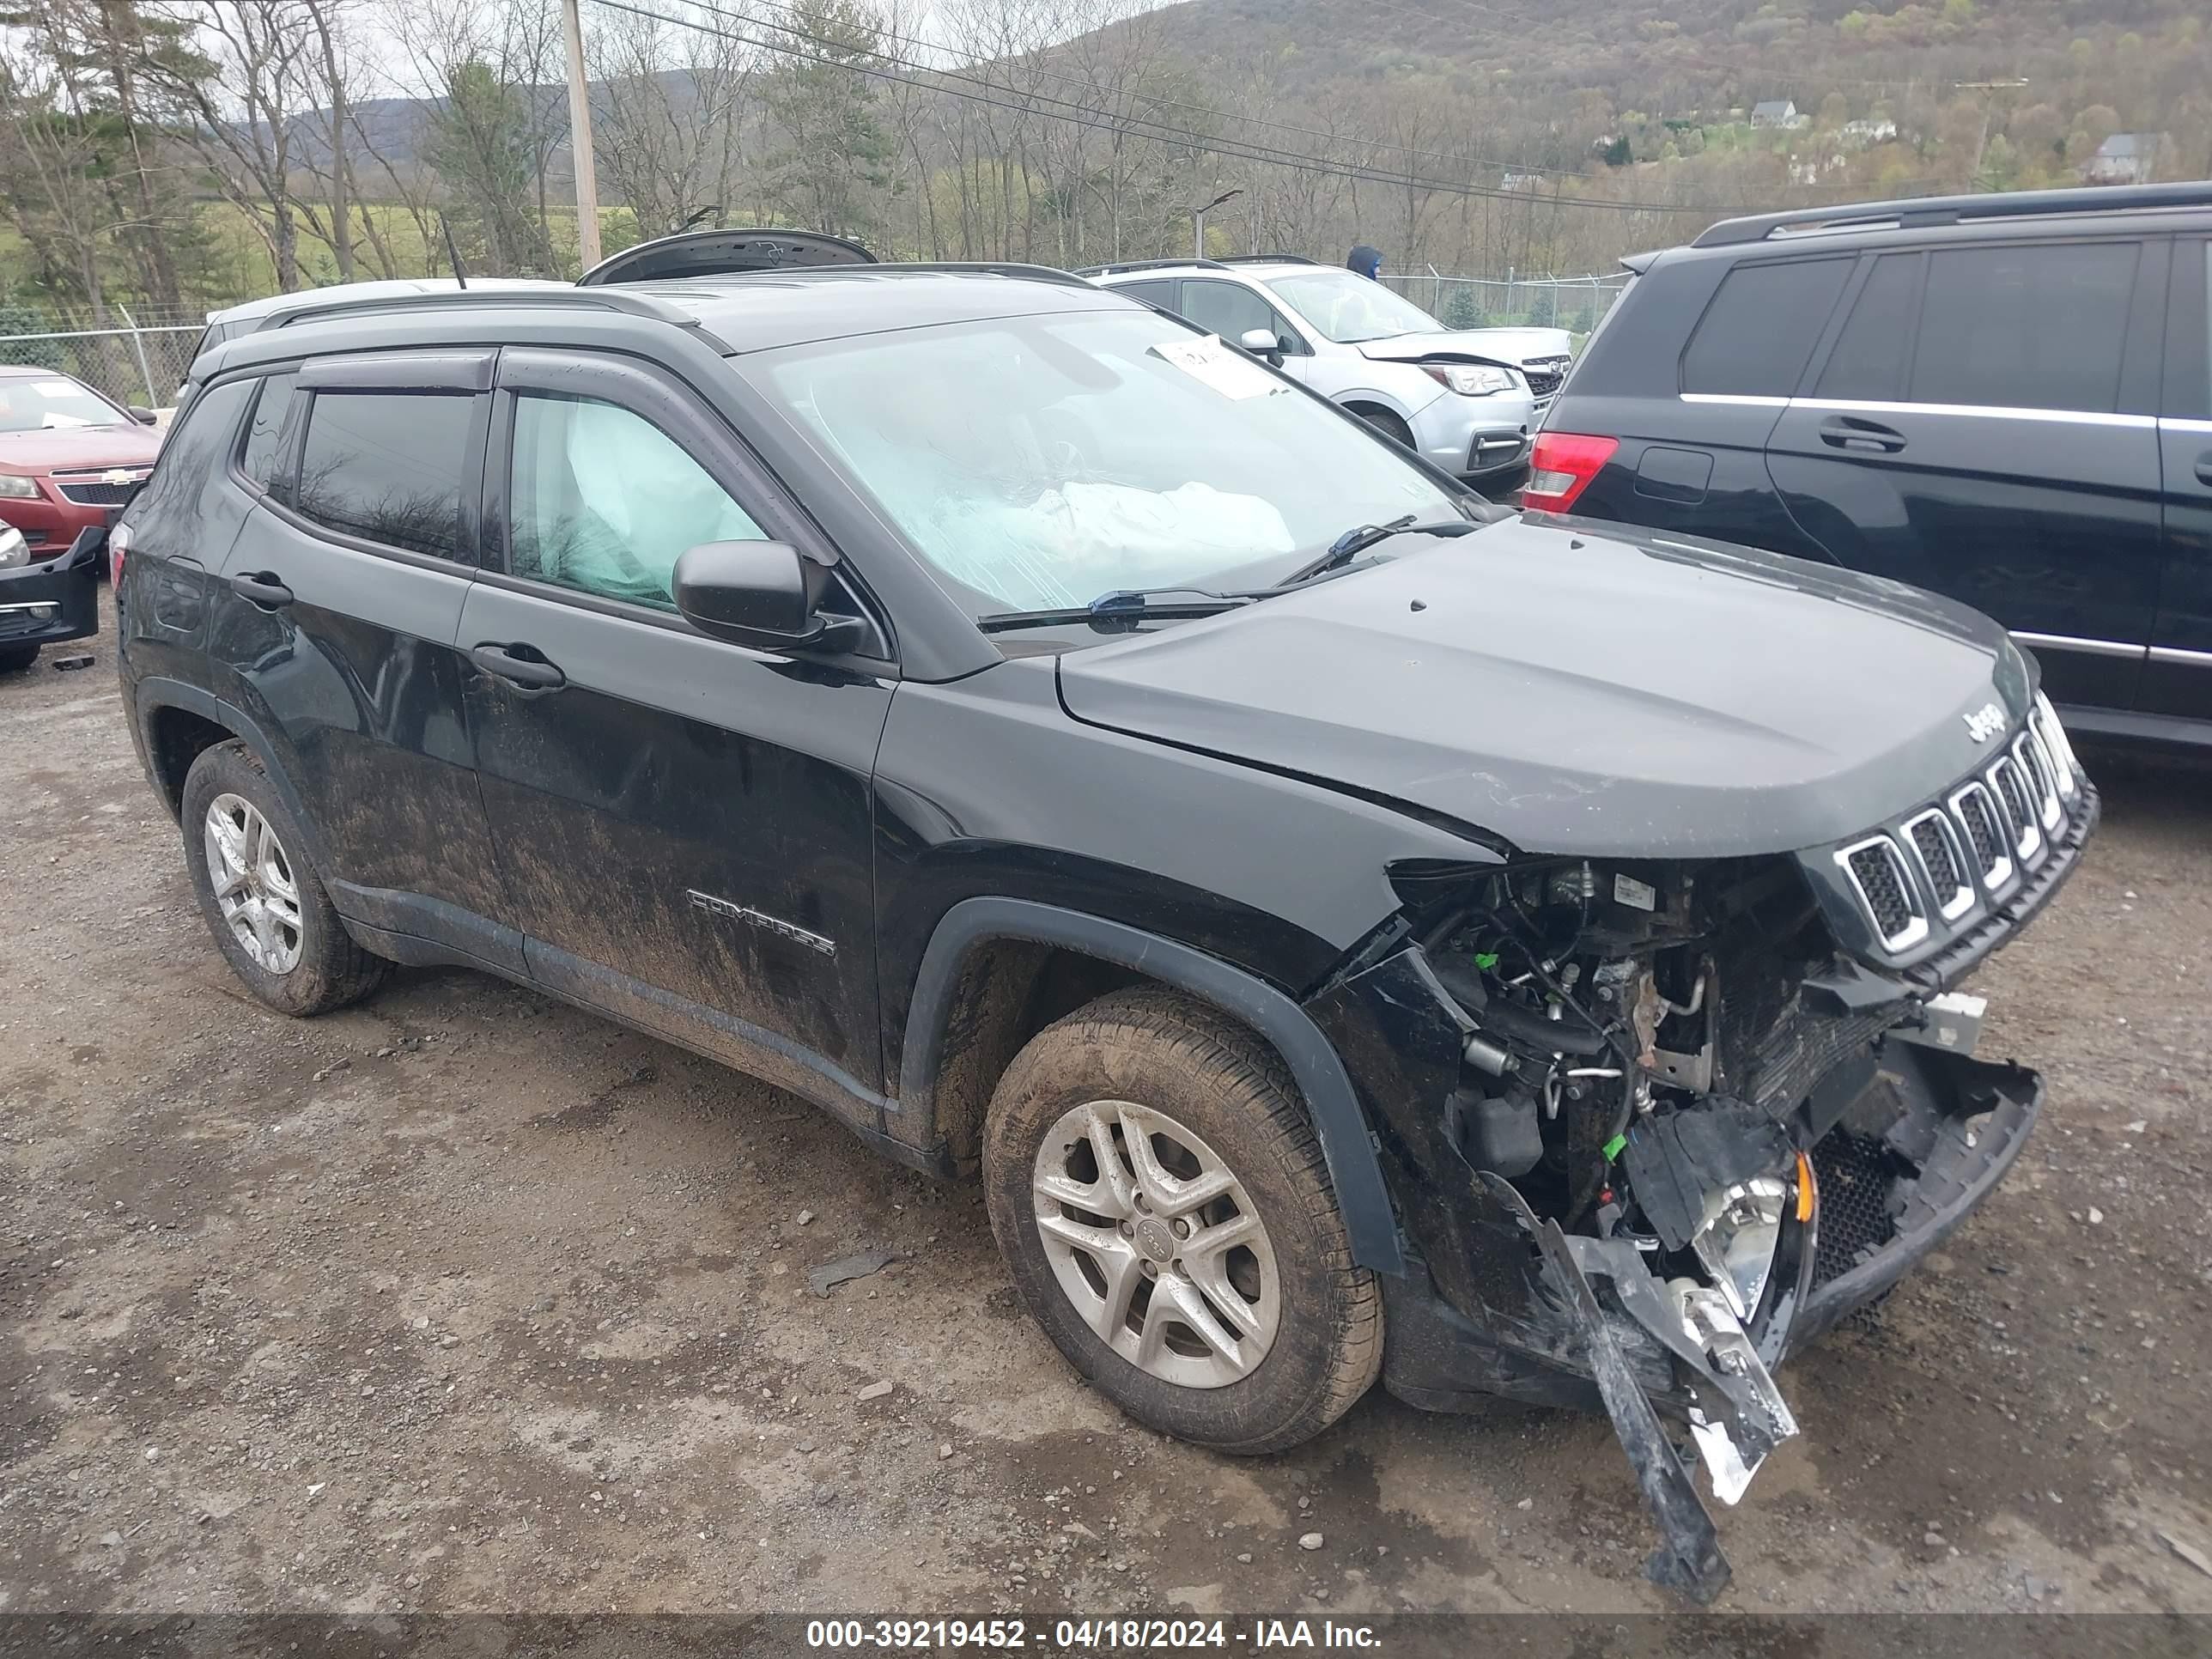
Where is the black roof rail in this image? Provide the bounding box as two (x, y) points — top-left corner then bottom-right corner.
(868, 261), (1101, 289)
(270, 284), (714, 334)
(670, 258), (1097, 290)
(1693, 179), (2212, 248)
(1071, 258), (1230, 276)
(1216, 253), (1320, 264)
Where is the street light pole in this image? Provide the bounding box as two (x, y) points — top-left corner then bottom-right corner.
(1192, 188), (1242, 260)
(562, 0), (603, 271)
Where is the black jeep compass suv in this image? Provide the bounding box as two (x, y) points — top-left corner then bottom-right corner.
(1530, 179), (2212, 750)
(112, 267), (2094, 1600)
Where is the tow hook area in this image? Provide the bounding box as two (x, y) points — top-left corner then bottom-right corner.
(1486, 1174), (1800, 1604)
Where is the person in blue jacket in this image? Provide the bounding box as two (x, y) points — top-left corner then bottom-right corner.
(1346, 244), (1383, 279)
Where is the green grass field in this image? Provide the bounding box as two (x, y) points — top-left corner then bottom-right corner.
(1, 199), (651, 323)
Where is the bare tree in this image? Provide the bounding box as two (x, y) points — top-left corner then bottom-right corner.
(143, 0), (327, 291)
(0, 0), (204, 318)
(759, 0), (891, 242)
(591, 1), (757, 240)
(301, 0), (354, 278)
(392, 0), (563, 273)
(0, 6), (124, 319)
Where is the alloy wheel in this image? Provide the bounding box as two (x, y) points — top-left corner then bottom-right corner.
(202, 793), (304, 975)
(1030, 1098), (1280, 1389)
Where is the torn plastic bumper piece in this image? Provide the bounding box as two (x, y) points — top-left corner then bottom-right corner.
(1525, 1209), (1728, 1603)
(1488, 1174), (1801, 1602)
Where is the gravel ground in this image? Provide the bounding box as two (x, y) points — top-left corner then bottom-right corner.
(4, 592), (2211, 1620)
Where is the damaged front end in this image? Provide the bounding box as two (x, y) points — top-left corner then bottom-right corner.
(1305, 733), (2091, 1601)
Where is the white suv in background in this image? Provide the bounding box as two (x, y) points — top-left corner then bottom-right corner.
(1083, 256), (1567, 484)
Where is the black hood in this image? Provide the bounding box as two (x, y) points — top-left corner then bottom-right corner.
(1055, 517), (2034, 859)
(579, 228), (876, 286)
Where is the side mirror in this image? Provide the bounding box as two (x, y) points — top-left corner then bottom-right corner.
(1237, 327), (1285, 368)
(672, 539), (860, 653)
(130, 406), (159, 424)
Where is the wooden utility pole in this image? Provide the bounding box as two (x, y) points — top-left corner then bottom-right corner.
(1957, 79), (2029, 191)
(562, 0), (602, 271)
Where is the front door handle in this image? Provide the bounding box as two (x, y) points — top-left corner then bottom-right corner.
(1818, 416), (1906, 454)
(470, 641), (567, 691)
(2195, 450), (2212, 488)
(228, 569), (294, 607)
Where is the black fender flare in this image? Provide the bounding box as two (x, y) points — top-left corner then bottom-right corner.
(899, 896), (1407, 1277)
(131, 678), (333, 870)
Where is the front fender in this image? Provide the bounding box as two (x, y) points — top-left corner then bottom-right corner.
(1319, 361), (1443, 422)
(900, 896), (1407, 1276)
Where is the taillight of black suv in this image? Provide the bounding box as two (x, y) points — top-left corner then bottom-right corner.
(1522, 431), (1618, 513)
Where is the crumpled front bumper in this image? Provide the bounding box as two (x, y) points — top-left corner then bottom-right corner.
(1789, 1043), (2042, 1352)
(0, 528), (102, 651)
(1330, 942), (2043, 1601)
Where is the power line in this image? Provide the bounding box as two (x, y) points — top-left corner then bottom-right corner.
(685, 0), (1625, 187)
(592, 0), (1826, 218)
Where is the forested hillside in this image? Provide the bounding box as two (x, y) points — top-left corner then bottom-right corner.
(2, 0), (2203, 324)
(1072, 0), (2210, 275)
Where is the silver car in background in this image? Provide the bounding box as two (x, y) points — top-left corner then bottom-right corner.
(1084, 256), (1566, 483)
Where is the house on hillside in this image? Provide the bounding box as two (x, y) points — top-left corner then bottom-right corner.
(2081, 133), (2163, 185)
(1500, 171), (1543, 191)
(1839, 117), (1897, 149)
(1752, 100), (1807, 130)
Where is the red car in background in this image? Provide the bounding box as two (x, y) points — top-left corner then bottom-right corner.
(0, 366), (154, 672)
(0, 365), (162, 555)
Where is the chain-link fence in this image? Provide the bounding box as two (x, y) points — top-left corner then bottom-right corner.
(1377, 270), (1632, 337)
(0, 314), (204, 410)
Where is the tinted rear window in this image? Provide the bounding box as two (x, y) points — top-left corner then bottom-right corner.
(295, 391), (474, 559)
(1908, 241), (2139, 414)
(239, 372), (300, 495)
(1113, 279), (1176, 307)
(1681, 258), (1851, 397)
(1815, 253), (1921, 403)
(119, 379), (254, 532)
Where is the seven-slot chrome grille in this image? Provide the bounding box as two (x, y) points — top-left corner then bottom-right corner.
(1824, 692), (2086, 958)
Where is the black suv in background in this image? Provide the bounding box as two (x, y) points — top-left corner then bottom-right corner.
(1531, 181), (2212, 749)
(112, 269), (2093, 1600)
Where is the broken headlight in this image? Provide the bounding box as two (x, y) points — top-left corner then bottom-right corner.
(1421, 362), (1517, 397)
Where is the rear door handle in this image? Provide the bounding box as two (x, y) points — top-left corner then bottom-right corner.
(228, 569), (294, 607)
(2195, 450), (2212, 488)
(1818, 416), (1906, 454)
(470, 641), (566, 691)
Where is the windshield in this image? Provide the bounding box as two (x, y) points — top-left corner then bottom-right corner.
(0, 374), (128, 432)
(758, 309), (1461, 614)
(1262, 270), (1445, 344)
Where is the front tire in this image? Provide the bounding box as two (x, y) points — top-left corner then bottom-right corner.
(1352, 406), (1415, 449)
(180, 740), (387, 1016)
(982, 986), (1382, 1454)
(0, 643), (39, 675)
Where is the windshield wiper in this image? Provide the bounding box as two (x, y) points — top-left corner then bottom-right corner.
(975, 586), (1254, 635)
(976, 524), (1474, 635)
(1277, 515), (1478, 587)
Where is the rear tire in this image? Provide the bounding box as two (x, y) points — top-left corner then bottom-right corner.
(0, 644), (38, 675)
(180, 740), (388, 1016)
(982, 986), (1382, 1454)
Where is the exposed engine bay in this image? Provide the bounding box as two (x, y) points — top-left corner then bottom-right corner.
(1353, 849), (2048, 1601)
